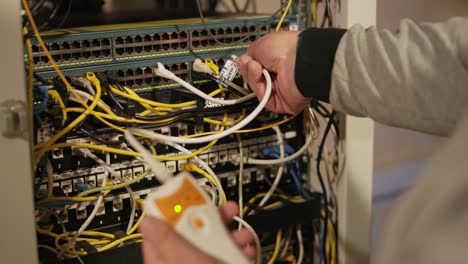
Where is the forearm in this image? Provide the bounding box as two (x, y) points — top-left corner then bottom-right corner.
(296, 18), (468, 136)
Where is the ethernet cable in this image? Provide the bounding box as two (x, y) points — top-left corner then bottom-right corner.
(192, 59), (250, 96)
(279, 228), (293, 259)
(48, 90), (67, 120)
(233, 216), (262, 264)
(165, 141), (226, 205)
(38, 244), (58, 255)
(110, 85), (210, 109)
(245, 110), (314, 165)
(257, 126), (285, 208)
(72, 77), (96, 96)
(23, 1), (106, 166)
(126, 199), (145, 236)
(129, 69), (273, 144)
(127, 212), (145, 235)
(297, 225), (305, 264)
(36, 208), (85, 263)
(70, 83), (116, 117)
(180, 114), (298, 137)
(79, 148), (138, 234)
(77, 170), (152, 197)
(243, 193), (304, 215)
(33, 73), (102, 163)
(275, 0), (294, 32)
(62, 150), (110, 259)
(65, 107), (178, 125)
(245, 136), (312, 165)
(267, 229), (283, 264)
(183, 163), (225, 203)
(124, 131), (173, 184)
(154, 63), (256, 105)
(47, 139), (214, 162)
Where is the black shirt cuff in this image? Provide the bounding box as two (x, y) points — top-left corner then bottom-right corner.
(294, 28), (347, 103)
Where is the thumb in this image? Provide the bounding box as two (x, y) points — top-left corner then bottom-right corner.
(235, 55), (266, 100)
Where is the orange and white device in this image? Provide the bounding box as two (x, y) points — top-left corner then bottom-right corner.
(144, 171), (250, 264)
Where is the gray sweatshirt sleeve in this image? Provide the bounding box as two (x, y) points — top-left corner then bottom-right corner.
(330, 17), (468, 136)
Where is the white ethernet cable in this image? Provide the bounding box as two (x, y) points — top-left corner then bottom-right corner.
(82, 149), (138, 234)
(154, 62), (256, 105)
(71, 77), (96, 96)
(124, 132), (225, 205)
(165, 141), (225, 206)
(125, 130), (225, 205)
(297, 225), (304, 264)
(245, 111), (315, 166)
(233, 216), (262, 264)
(124, 131), (173, 184)
(59, 150), (110, 258)
(130, 69), (273, 145)
(279, 228), (293, 258)
(257, 126), (285, 208)
(245, 134), (312, 165)
(70, 79), (115, 115)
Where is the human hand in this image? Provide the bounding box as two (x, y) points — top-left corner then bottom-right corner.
(139, 201), (256, 264)
(236, 31), (311, 114)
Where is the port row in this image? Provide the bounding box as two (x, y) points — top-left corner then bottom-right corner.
(31, 24), (272, 65)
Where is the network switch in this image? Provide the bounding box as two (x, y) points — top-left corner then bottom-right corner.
(31, 16), (293, 70)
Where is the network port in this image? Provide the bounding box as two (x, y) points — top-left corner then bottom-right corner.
(115, 31), (189, 58)
(32, 38), (112, 66)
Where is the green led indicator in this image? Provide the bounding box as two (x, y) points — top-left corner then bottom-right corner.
(174, 204), (182, 213)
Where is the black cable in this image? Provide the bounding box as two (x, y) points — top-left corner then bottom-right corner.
(243, 196), (294, 216)
(312, 99), (332, 118)
(115, 83), (128, 93)
(231, 0), (250, 13)
(320, 0), (335, 29)
(54, 0), (73, 29)
(312, 100), (340, 139)
(135, 101), (252, 121)
(78, 127), (125, 146)
(38, 0), (64, 30)
(31, 0), (49, 16)
(33, 73), (49, 85)
(103, 83), (126, 113)
(326, 0), (334, 27)
(317, 111), (335, 264)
